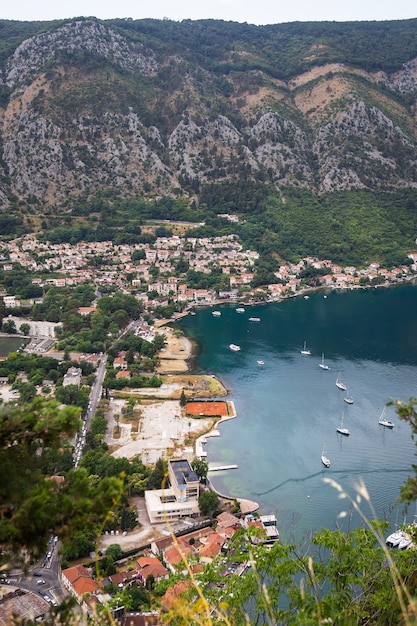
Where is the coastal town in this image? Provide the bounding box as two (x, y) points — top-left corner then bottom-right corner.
(1, 231), (417, 311)
(1, 225), (417, 624)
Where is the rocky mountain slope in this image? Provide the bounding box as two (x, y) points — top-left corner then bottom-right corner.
(1, 17), (417, 212)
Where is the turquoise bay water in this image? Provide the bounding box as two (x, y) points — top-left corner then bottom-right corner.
(180, 284), (417, 542)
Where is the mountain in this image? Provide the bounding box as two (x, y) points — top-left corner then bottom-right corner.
(1, 17), (417, 214)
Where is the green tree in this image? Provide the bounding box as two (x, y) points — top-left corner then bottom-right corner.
(105, 543), (123, 561)
(2, 318), (16, 334)
(147, 457), (168, 490)
(198, 489), (220, 517)
(0, 297), (6, 327)
(14, 381), (37, 403)
(0, 398), (80, 555)
(191, 457), (209, 482)
(19, 322), (30, 336)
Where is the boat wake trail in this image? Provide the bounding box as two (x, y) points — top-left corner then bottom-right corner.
(255, 467), (411, 497)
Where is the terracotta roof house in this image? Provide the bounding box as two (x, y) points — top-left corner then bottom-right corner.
(161, 580), (193, 612)
(151, 536), (175, 557)
(109, 570), (139, 587)
(78, 307), (97, 316)
(216, 512), (241, 532)
(163, 541), (193, 573)
(116, 370), (131, 379)
(113, 357), (128, 369)
(136, 557), (169, 584)
(205, 532), (226, 548)
(61, 564), (99, 600)
(198, 541), (222, 563)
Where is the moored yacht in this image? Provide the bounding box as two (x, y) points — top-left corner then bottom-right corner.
(321, 444), (330, 468)
(301, 341), (311, 355)
(378, 407), (394, 428)
(336, 372), (347, 391)
(319, 353), (329, 370)
(386, 530), (404, 547)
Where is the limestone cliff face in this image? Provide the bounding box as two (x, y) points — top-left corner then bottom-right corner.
(1, 18), (417, 210)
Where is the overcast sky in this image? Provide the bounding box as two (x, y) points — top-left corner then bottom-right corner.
(1, 0), (416, 25)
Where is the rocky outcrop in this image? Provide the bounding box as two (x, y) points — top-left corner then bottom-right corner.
(1, 18), (417, 211)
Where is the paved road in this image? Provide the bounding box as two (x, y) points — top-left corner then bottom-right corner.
(74, 353), (107, 468)
(11, 539), (64, 605)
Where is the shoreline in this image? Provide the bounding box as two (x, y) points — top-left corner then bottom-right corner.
(171, 277), (417, 515)
(195, 404), (260, 514)
(173, 274), (417, 322)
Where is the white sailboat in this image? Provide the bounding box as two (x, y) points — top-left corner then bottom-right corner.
(319, 353), (329, 370)
(378, 406), (394, 428)
(335, 372), (347, 391)
(300, 341), (311, 355)
(321, 444), (331, 468)
(336, 412), (350, 436)
(344, 389), (354, 404)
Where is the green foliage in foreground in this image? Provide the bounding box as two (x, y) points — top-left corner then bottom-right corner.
(191, 523), (416, 625)
(0, 398), (123, 560)
(3, 396), (417, 624)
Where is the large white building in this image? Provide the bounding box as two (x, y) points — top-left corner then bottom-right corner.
(145, 459), (200, 524)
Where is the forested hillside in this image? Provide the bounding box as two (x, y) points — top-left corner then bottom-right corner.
(1, 17), (417, 264)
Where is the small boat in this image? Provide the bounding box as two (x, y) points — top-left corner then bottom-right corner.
(304, 295), (309, 300)
(386, 530), (404, 547)
(336, 413), (350, 436)
(378, 407), (394, 428)
(212, 310), (221, 317)
(236, 307), (245, 313)
(319, 353), (329, 370)
(229, 344), (241, 352)
(249, 317), (261, 322)
(344, 390), (354, 404)
(398, 534), (413, 550)
(300, 341), (311, 356)
(335, 372), (347, 391)
(257, 360), (265, 365)
(321, 444), (330, 468)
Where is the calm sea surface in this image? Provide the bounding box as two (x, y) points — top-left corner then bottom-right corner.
(179, 284), (417, 542)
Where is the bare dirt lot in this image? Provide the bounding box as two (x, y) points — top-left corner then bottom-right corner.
(107, 397), (217, 466)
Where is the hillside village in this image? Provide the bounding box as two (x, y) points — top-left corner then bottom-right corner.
(1, 228), (417, 623)
(1, 231), (417, 313)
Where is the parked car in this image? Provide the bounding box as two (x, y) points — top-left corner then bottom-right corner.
(33, 572), (42, 577)
(36, 579), (46, 585)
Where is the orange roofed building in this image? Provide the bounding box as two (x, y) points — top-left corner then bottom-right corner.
(61, 564), (99, 600)
(136, 556), (169, 584)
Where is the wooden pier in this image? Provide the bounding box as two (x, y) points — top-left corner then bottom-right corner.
(208, 464), (238, 472)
